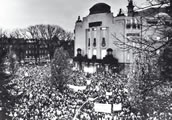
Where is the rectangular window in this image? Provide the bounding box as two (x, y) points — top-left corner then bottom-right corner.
(100, 27), (107, 30)
(92, 28), (97, 31)
(126, 20), (131, 29)
(88, 49), (92, 59)
(89, 21), (102, 27)
(126, 24), (131, 29)
(87, 29), (90, 32)
(101, 49), (106, 59)
(93, 49), (97, 55)
(126, 33), (140, 36)
(127, 51), (130, 62)
(147, 19), (158, 24)
(132, 23), (136, 29)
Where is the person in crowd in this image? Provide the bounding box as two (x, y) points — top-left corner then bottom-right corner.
(7, 63), (171, 120)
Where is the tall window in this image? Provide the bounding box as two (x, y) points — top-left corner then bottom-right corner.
(102, 37), (106, 47)
(132, 18), (137, 29)
(93, 38), (96, 47)
(137, 24), (141, 29)
(127, 51), (130, 62)
(88, 38), (90, 47)
(126, 20), (131, 29)
(132, 23), (136, 29)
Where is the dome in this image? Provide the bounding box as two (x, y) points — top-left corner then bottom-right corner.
(89, 3), (111, 15)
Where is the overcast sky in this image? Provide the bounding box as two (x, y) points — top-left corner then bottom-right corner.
(0, 0), (146, 32)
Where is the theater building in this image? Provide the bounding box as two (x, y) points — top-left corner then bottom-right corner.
(74, 1), (141, 65)
(74, 0), (172, 70)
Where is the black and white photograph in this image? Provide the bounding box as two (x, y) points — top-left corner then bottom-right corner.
(0, 0), (172, 119)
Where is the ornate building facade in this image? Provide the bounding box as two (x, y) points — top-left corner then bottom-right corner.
(74, 0), (172, 66)
(74, 1), (141, 64)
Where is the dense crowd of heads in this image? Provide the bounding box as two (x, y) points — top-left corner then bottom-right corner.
(4, 64), (172, 120)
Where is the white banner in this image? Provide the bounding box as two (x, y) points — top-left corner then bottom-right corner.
(94, 103), (122, 113)
(94, 103), (111, 113)
(86, 80), (91, 85)
(83, 66), (96, 74)
(67, 84), (86, 92)
(113, 103), (122, 111)
(106, 92), (112, 96)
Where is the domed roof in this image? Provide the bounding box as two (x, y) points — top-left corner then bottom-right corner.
(89, 3), (111, 15)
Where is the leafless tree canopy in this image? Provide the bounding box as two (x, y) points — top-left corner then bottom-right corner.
(2, 24), (73, 41)
(113, 0), (172, 56)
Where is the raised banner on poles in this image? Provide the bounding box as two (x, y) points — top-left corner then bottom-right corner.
(94, 103), (122, 113)
(86, 79), (91, 85)
(67, 84), (86, 92)
(113, 103), (122, 111)
(94, 103), (111, 113)
(83, 66), (96, 74)
(106, 92), (112, 96)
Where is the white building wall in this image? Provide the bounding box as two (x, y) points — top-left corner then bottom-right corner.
(74, 11), (141, 63)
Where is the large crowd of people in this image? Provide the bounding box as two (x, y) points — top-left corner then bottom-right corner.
(3, 63), (172, 120)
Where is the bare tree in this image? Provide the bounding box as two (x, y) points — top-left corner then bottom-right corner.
(26, 25), (40, 39)
(113, 0), (172, 119)
(9, 29), (24, 39)
(114, 0), (172, 55)
(64, 31), (74, 41)
(36, 24), (47, 40)
(25, 24), (71, 59)
(0, 29), (9, 38)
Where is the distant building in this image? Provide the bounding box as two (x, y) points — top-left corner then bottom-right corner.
(0, 38), (49, 64)
(24, 39), (49, 63)
(0, 37), (74, 64)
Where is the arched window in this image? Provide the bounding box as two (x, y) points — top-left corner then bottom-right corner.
(88, 38), (90, 47)
(132, 23), (136, 29)
(126, 20), (131, 29)
(132, 18), (137, 29)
